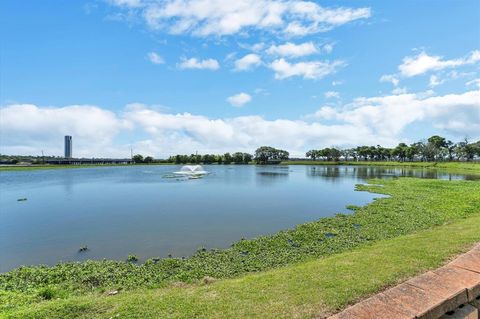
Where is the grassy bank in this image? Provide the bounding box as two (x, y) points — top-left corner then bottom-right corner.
(3, 216), (479, 319)
(1, 177), (479, 318)
(282, 160), (480, 172)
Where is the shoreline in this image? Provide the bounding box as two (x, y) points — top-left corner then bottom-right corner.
(1, 160), (479, 173)
(1, 176), (480, 318)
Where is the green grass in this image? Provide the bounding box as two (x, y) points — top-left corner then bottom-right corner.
(1, 177), (479, 318)
(2, 215), (480, 319)
(282, 160), (480, 172)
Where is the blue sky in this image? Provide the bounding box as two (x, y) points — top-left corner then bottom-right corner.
(1, 0), (479, 158)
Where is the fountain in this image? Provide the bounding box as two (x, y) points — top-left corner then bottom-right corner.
(174, 165), (209, 178)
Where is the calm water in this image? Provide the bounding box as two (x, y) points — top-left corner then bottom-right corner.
(0, 165), (477, 272)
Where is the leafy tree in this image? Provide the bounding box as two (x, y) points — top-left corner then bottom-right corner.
(306, 150), (317, 160)
(445, 140), (456, 161)
(132, 154), (144, 164)
(392, 143), (408, 161)
(254, 146), (289, 164)
(232, 152), (244, 164)
(143, 156), (154, 163)
(223, 153), (233, 164)
(243, 153), (253, 164)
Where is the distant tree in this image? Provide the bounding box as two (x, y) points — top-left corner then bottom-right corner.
(132, 154), (144, 164)
(143, 156), (154, 163)
(406, 144), (419, 161)
(356, 146), (370, 161)
(243, 153), (253, 164)
(445, 140), (456, 161)
(306, 150), (317, 160)
(202, 154), (216, 164)
(254, 146), (289, 164)
(427, 135), (447, 161)
(232, 152), (244, 164)
(343, 148), (357, 161)
(223, 153), (233, 164)
(392, 143), (408, 162)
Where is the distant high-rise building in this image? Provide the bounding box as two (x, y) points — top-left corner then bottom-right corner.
(64, 135), (72, 158)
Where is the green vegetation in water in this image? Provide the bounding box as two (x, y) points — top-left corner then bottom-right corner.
(126, 255), (139, 263)
(3, 217), (478, 319)
(1, 177), (479, 318)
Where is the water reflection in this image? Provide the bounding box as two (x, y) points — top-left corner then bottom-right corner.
(0, 164), (477, 272)
(306, 165), (479, 181)
(255, 167), (290, 186)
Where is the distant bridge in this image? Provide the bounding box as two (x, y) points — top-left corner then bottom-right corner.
(44, 158), (134, 165)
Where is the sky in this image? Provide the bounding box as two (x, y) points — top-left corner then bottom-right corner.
(0, 0), (479, 158)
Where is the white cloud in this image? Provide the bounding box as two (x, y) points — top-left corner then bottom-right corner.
(466, 78), (480, 88)
(380, 74), (399, 86)
(147, 52), (165, 64)
(429, 75), (444, 88)
(311, 90), (480, 137)
(234, 54), (262, 71)
(269, 58), (345, 80)
(324, 91), (339, 98)
(227, 92), (252, 107)
(331, 80), (344, 86)
(0, 104), (130, 158)
(2, 90), (478, 158)
(266, 42), (318, 57)
(109, 0), (370, 37)
(107, 0), (142, 8)
(391, 87), (408, 95)
(398, 50), (480, 77)
(178, 57), (220, 70)
(322, 43), (334, 54)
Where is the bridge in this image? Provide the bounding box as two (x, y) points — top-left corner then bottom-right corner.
(44, 158), (134, 165)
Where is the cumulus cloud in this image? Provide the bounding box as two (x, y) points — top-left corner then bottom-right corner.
(466, 78), (480, 88)
(234, 54), (262, 71)
(227, 93), (252, 106)
(147, 52), (165, 64)
(107, 0), (370, 37)
(266, 42), (318, 57)
(269, 58), (345, 80)
(107, 0), (142, 7)
(324, 91), (339, 98)
(380, 74), (399, 86)
(311, 90), (480, 137)
(428, 75), (444, 88)
(177, 57), (220, 70)
(2, 90), (478, 158)
(0, 104), (130, 157)
(398, 50), (480, 77)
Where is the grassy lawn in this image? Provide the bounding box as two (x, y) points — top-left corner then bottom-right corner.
(1, 176), (479, 318)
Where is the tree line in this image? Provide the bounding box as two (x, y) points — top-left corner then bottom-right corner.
(132, 147), (291, 165)
(164, 152), (253, 164)
(306, 136), (480, 162)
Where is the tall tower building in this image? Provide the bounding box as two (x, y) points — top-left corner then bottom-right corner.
(64, 135), (72, 158)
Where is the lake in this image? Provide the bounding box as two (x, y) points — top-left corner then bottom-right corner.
(0, 164), (477, 272)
